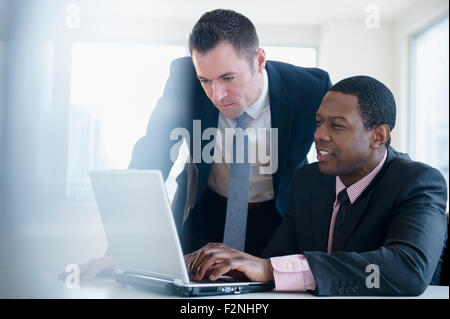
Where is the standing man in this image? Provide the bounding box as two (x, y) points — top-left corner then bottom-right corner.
(129, 9), (331, 256)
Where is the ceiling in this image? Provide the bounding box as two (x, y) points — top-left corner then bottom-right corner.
(1, 0), (421, 26)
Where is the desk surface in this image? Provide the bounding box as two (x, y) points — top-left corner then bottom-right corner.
(0, 270), (448, 299)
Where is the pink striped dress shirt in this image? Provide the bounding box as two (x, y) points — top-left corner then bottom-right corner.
(270, 150), (387, 291)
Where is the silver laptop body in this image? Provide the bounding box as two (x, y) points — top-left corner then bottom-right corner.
(89, 169), (274, 296)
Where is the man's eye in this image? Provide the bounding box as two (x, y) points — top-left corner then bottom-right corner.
(200, 79), (210, 84)
(332, 123), (344, 129)
(223, 77), (234, 82)
(316, 120), (322, 125)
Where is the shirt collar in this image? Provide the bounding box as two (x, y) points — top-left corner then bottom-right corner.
(335, 149), (388, 204)
(244, 68), (269, 120)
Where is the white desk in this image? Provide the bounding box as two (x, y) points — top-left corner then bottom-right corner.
(0, 270), (448, 299)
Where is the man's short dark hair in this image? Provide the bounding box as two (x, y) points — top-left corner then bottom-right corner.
(329, 76), (396, 147)
(188, 9), (259, 69)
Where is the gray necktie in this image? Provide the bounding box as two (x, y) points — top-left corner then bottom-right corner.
(223, 112), (250, 251)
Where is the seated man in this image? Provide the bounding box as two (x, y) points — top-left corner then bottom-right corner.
(186, 75), (448, 296)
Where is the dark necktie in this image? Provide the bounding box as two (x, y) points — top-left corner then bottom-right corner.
(332, 189), (351, 252)
(223, 112), (250, 251)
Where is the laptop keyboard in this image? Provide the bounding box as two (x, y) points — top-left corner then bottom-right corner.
(192, 276), (249, 284)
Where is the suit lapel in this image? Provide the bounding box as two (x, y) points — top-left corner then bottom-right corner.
(332, 147), (398, 251)
(311, 175), (336, 251)
(266, 62), (292, 196)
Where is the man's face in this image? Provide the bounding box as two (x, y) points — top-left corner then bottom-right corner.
(314, 91), (376, 185)
(192, 41), (263, 119)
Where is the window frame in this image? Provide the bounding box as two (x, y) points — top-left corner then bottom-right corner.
(409, 12), (449, 208)
(409, 12), (449, 158)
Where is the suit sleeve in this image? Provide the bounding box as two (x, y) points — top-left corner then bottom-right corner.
(304, 166), (448, 296)
(128, 58), (193, 180)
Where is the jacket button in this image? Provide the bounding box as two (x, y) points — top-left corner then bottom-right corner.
(338, 287), (344, 294)
(352, 287), (359, 293)
(345, 287), (352, 294)
(331, 287), (337, 294)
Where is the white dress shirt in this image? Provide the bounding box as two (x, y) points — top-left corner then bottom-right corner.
(207, 68), (275, 203)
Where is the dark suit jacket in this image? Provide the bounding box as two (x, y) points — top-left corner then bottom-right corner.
(262, 147), (448, 296)
(128, 57), (331, 252)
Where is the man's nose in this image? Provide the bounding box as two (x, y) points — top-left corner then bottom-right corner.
(314, 124), (331, 144)
(212, 81), (226, 103)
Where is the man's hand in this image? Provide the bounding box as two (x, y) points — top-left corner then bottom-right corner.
(184, 243), (274, 282)
(58, 248), (113, 281)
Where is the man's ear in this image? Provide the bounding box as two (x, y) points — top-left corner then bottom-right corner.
(370, 124), (390, 149)
(254, 48), (266, 73)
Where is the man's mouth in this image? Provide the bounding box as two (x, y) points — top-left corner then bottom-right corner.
(316, 149), (335, 161)
(218, 103), (234, 108)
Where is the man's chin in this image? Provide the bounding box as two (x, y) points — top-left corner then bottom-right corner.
(219, 107), (243, 119)
(318, 162), (338, 176)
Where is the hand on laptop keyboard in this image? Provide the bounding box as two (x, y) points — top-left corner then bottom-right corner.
(184, 243), (274, 283)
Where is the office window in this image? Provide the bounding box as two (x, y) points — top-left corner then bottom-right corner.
(68, 43), (186, 199)
(410, 16), (449, 207)
(263, 46), (317, 68)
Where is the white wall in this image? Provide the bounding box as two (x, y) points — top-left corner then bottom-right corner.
(257, 24), (321, 48)
(318, 19), (402, 146)
(319, 20), (395, 88)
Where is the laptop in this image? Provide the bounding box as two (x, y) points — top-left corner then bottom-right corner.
(89, 169), (274, 297)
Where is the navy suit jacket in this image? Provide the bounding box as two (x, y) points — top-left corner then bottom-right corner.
(129, 57), (331, 250)
(262, 147), (448, 296)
